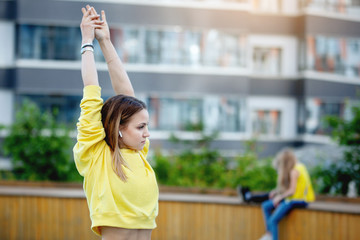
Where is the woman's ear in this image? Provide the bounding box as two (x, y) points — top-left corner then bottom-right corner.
(119, 130), (122, 138)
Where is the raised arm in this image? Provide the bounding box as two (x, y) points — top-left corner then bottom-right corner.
(80, 7), (101, 87)
(74, 7), (106, 176)
(89, 6), (135, 97)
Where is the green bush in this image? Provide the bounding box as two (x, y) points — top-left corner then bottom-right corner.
(230, 153), (276, 191)
(1, 99), (80, 182)
(311, 160), (353, 195)
(153, 133), (276, 191)
(152, 150), (172, 185)
(154, 132), (229, 188)
(170, 148), (228, 188)
(314, 103), (360, 195)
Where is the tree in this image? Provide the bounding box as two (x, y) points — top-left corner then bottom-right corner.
(2, 99), (78, 181)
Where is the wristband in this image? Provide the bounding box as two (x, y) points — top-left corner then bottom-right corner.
(81, 42), (94, 49)
(81, 46), (94, 55)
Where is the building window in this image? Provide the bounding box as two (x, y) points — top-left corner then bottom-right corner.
(111, 28), (141, 63)
(305, 98), (346, 135)
(305, 99), (360, 135)
(147, 97), (203, 131)
(157, 29), (202, 65)
(160, 30), (182, 65)
(144, 30), (162, 64)
(183, 31), (202, 66)
(202, 31), (247, 67)
(18, 25), (82, 61)
(18, 95), (82, 125)
(307, 35), (360, 78)
(53, 27), (81, 61)
(251, 110), (282, 136)
(346, 39), (360, 77)
(203, 97), (246, 132)
(253, 47), (282, 75)
(18, 25), (36, 59)
(146, 95), (245, 132)
(248, 97), (296, 138)
(17, 93), (246, 134)
(17, 24), (247, 69)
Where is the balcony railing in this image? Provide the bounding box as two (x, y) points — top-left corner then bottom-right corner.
(302, 0), (360, 16)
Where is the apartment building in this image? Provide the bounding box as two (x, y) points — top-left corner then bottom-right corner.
(0, 0), (359, 161)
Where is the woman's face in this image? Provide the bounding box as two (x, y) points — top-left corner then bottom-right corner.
(120, 109), (150, 151)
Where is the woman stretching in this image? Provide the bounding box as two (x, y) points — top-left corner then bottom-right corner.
(73, 5), (158, 240)
(258, 149), (315, 240)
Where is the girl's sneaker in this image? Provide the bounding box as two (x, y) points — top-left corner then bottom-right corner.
(259, 233), (272, 240)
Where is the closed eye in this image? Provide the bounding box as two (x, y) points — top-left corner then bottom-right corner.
(138, 124), (147, 129)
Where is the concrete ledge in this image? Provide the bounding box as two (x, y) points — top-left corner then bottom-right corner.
(0, 186), (85, 198)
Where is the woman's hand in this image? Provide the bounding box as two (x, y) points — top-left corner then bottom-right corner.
(87, 6), (110, 42)
(96, 10), (110, 42)
(272, 195), (283, 207)
(80, 5), (102, 44)
(269, 190), (277, 199)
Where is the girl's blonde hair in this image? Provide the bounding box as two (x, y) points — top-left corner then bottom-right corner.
(273, 148), (297, 193)
(101, 95), (147, 182)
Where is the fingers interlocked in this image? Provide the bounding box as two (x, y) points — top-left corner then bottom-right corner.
(80, 5), (104, 42)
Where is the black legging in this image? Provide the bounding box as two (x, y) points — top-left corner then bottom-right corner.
(246, 192), (269, 203)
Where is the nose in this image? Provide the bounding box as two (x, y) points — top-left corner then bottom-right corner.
(144, 126), (150, 138)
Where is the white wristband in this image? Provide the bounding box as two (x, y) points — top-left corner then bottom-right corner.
(81, 46), (94, 55)
(81, 42), (94, 49)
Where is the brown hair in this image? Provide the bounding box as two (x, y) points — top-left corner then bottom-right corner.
(273, 148), (297, 193)
(101, 94), (147, 182)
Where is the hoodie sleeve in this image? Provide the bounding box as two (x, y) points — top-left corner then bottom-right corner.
(73, 85), (105, 176)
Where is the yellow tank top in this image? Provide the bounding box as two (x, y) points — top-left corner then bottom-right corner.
(287, 163), (315, 202)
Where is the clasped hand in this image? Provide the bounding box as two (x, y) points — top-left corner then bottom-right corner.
(80, 5), (110, 43)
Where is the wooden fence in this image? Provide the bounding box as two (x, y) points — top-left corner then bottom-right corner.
(0, 187), (359, 240)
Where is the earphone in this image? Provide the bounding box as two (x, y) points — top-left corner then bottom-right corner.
(119, 130), (122, 137)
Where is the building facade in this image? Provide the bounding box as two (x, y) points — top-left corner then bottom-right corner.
(0, 0), (360, 165)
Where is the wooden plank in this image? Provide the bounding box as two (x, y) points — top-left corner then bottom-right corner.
(245, 205), (253, 240)
(230, 204), (242, 240)
(193, 202), (203, 240)
(1, 197), (10, 240)
(339, 213), (348, 240)
(300, 210), (312, 240)
(348, 214), (360, 240)
(223, 204), (234, 240)
(332, 212), (340, 240)
(309, 210), (318, 240)
(323, 211), (333, 239)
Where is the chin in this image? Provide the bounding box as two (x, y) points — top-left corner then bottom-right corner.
(138, 142), (146, 150)
(131, 144), (143, 151)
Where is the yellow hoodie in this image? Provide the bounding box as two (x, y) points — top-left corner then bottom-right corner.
(287, 163), (315, 202)
(73, 85), (158, 236)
